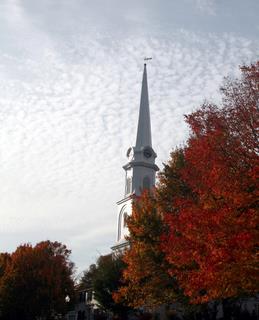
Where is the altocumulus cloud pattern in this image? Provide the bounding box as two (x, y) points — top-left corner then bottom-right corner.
(0, 0), (258, 270)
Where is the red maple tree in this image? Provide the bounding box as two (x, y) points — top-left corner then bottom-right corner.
(162, 62), (259, 303)
(0, 241), (75, 320)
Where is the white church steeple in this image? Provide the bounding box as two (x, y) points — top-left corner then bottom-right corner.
(124, 63), (158, 197)
(135, 63), (152, 149)
(112, 64), (159, 250)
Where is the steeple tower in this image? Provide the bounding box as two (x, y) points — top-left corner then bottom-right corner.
(112, 64), (159, 251)
(135, 64), (152, 149)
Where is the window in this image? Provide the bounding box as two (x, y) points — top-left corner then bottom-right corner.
(118, 206), (127, 241)
(143, 176), (150, 189)
(87, 290), (92, 302)
(125, 177), (132, 195)
(77, 311), (85, 320)
(79, 291), (86, 302)
(123, 212), (128, 227)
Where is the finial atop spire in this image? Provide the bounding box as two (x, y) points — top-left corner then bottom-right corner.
(135, 63), (152, 149)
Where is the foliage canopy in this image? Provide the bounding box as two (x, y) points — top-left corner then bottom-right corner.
(0, 241), (75, 320)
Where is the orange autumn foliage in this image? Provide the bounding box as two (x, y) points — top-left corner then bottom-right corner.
(113, 192), (181, 308)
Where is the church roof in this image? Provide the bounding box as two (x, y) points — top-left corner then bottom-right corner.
(135, 64), (152, 149)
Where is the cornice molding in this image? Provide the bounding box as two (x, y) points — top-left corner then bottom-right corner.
(116, 194), (134, 205)
(123, 161), (159, 171)
(111, 240), (129, 251)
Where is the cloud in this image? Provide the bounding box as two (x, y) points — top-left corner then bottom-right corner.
(195, 0), (217, 15)
(0, 0), (258, 271)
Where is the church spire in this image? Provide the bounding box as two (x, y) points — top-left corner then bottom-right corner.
(135, 64), (152, 149)
(112, 62), (159, 251)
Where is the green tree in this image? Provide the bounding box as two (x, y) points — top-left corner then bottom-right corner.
(80, 254), (130, 318)
(79, 263), (97, 290)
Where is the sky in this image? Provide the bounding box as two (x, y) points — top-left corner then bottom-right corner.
(0, 0), (258, 274)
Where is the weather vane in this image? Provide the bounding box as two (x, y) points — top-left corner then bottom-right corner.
(144, 57), (152, 62)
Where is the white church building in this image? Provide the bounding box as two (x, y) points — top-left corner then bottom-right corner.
(111, 63), (159, 252)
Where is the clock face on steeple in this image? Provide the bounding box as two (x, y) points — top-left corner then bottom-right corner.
(143, 146), (152, 158)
